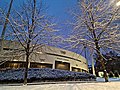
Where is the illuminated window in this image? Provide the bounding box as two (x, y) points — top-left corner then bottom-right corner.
(55, 61), (70, 70)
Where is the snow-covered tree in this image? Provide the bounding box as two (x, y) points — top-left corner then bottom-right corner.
(66, 0), (120, 82)
(0, 0), (58, 85)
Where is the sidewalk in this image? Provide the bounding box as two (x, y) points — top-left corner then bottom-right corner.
(0, 82), (120, 90)
(0, 78), (120, 90)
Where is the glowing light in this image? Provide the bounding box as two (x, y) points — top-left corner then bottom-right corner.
(36, 51), (43, 54)
(116, 1), (120, 6)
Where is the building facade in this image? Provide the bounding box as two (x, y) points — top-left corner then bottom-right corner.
(0, 40), (88, 72)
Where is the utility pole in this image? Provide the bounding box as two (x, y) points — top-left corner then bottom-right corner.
(84, 43), (89, 73)
(0, 0), (13, 51)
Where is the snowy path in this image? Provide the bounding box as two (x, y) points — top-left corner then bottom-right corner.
(0, 82), (120, 90)
(0, 78), (120, 90)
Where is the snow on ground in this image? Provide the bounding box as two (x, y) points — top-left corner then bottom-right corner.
(0, 82), (120, 90)
(96, 77), (120, 82)
(0, 78), (120, 90)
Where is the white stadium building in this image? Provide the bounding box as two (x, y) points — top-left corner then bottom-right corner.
(0, 40), (88, 72)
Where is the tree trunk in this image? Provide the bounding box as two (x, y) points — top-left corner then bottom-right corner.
(23, 0), (36, 85)
(23, 53), (29, 85)
(98, 53), (108, 82)
(95, 41), (108, 82)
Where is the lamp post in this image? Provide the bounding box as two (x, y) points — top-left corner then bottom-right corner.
(92, 56), (96, 76)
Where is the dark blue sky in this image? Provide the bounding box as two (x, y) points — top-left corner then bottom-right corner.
(0, 0), (92, 64)
(0, 0), (77, 21)
(44, 0), (77, 21)
(0, 0), (77, 36)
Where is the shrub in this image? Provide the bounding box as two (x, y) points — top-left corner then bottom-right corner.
(114, 71), (119, 77)
(0, 68), (96, 83)
(109, 71), (114, 77)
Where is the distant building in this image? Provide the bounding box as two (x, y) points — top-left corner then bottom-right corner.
(0, 40), (88, 72)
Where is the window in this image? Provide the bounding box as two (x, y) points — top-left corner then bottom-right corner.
(72, 67), (81, 72)
(30, 62), (52, 68)
(55, 61), (70, 70)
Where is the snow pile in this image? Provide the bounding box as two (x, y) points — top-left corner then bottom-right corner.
(96, 77), (120, 82)
(0, 68), (96, 83)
